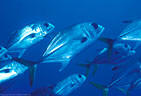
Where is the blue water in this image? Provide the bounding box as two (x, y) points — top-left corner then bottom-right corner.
(0, 0), (141, 96)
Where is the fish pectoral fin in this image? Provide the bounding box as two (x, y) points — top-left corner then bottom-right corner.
(29, 65), (37, 87)
(90, 82), (109, 96)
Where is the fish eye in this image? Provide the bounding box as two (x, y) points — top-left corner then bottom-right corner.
(44, 23), (49, 27)
(81, 37), (87, 43)
(92, 23), (98, 29)
(29, 33), (36, 38)
(78, 74), (82, 78)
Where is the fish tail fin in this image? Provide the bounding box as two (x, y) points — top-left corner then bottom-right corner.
(77, 63), (91, 77)
(0, 45), (8, 57)
(90, 82), (109, 96)
(98, 37), (115, 58)
(29, 65), (37, 87)
(13, 57), (38, 87)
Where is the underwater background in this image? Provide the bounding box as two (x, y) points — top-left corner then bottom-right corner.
(0, 0), (141, 96)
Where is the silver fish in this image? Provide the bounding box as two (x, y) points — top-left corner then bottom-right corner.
(53, 74), (86, 96)
(42, 22), (104, 71)
(0, 22), (55, 60)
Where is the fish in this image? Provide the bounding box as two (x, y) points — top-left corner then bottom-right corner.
(78, 43), (136, 76)
(30, 74), (86, 96)
(90, 61), (141, 96)
(0, 22), (55, 61)
(41, 22), (105, 71)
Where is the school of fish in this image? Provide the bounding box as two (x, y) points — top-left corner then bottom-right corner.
(0, 19), (141, 96)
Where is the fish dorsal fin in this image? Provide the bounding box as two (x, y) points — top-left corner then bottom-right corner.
(13, 58), (38, 87)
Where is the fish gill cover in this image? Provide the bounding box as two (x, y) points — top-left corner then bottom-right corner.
(0, 0), (141, 96)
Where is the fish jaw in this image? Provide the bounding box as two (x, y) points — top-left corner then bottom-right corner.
(8, 22), (55, 51)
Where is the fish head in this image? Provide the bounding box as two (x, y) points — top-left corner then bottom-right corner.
(71, 74), (86, 86)
(74, 22), (104, 43)
(8, 22), (55, 50)
(112, 43), (136, 56)
(20, 22), (55, 42)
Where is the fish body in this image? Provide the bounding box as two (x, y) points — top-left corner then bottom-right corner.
(53, 74), (86, 96)
(42, 22), (104, 71)
(0, 22), (55, 60)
